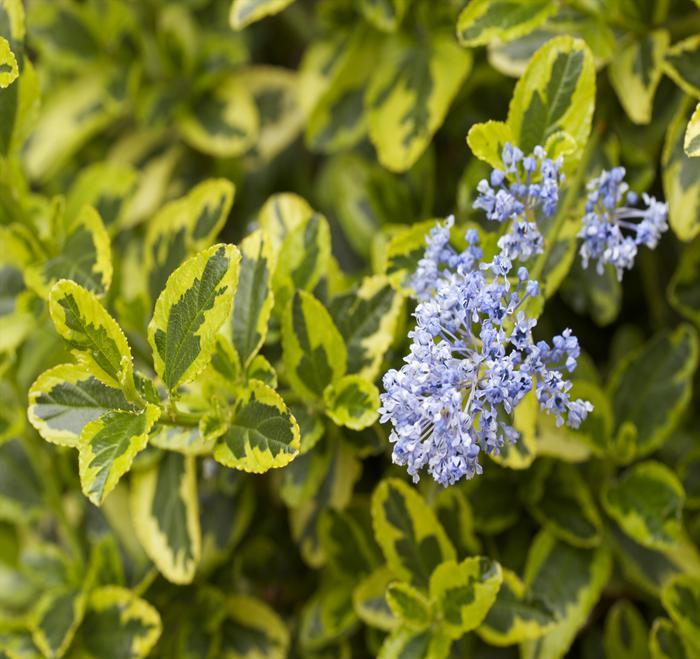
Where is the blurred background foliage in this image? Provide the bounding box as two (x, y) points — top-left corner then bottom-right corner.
(2, 0), (700, 657)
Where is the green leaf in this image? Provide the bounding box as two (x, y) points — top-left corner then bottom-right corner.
(79, 404), (160, 507)
(214, 379), (300, 473)
(144, 179), (235, 307)
(609, 325), (698, 456)
(219, 594), (289, 658)
(0, 440), (43, 522)
(280, 435), (333, 507)
(318, 508), (378, 578)
(353, 566), (399, 632)
(602, 461), (685, 551)
(229, 0), (296, 29)
(178, 76), (259, 157)
(382, 219), (438, 285)
(371, 478), (456, 587)
(70, 586), (162, 659)
(0, 35), (18, 88)
(508, 36), (595, 159)
(478, 568), (555, 646)
(28, 364), (138, 448)
(650, 618), (691, 659)
(603, 600), (650, 659)
(131, 452), (201, 584)
(31, 587), (86, 659)
(282, 290), (346, 402)
(664, 36), (700, 98)
(429, 557), (502, 638)
(663, 98), (700, 241)
(273, 211), (331, 312)
(608, 30), (669, 125)
(385, 582), (432, 630)
(668, 240), (700, 327)
(457, 0), (556, 48)
(299, 582), (358, 651)
(685, 102), (700, 157)
(328, 275), (403, 380)
(366, 31), (472, 172)
(377, 626), (451, 659)
(528, 462), (603, 548)
(25, 205), (112, 298)
(661, 575), (700, 655)
(49, 279), (133, 392)
(65, 161), (138, 235)
(323, 375), (379, 430)
(229, 229), (274, 368)
(520, 532), (612, 659)
(148, 243), (240, 392)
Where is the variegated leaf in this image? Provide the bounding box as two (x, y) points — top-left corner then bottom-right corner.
(70, 586), (162, 658)
(457, 0), (556, 48)
(214, 379), (300, 473)
(24, 72), (124, 182)
(65, 161), (138, 234)
(282, 290), (346, 402)
(366, 31), (472, 172)
(430, 557), (503, 638)
(378, 627), (451, 659)
(0, 35), (18, 88)
(148, 244), (240, 392)
(273, 212), (331, 312)
(299, 582), (358, 651)
(131, 452), (201, 584)
(178, 76), (258, 157)
(229, 0), (296, 30)
(79, 404), (160, 506)
(609, 30), (669, 125)
(25, 205), (112, 298)
(31, 586), (86, 659)
(520, 532), (612, 659)
(664, 36), (700, 98)
(385, 582), (432, 630)
(663, 98), (700, 241)
(145, 179), (235, 306)
(28, 364), (138, 448)
(48, 279), (134, 392)
(371, 478), (455, 587)
(219, 594), (289, 658)
(230, 229), (274, 368)
(685, 102), (700, 157)
(602, 461), (686, 551)
(323, 375), (379, 431)
(353, 566), (399, 632)
(328, 275), (403, 380)
(508, 36), (595, 160)
(478, 568), (555, 646)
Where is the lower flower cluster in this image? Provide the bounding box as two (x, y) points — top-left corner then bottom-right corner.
(380, 216), (592, 486)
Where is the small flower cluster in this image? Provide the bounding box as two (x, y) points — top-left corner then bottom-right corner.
(380, 211), (592, 485)
(578, 167), (668, 280)
(473, 144), (564, 261)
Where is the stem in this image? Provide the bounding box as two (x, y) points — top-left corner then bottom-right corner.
(530, 126), (602, 282)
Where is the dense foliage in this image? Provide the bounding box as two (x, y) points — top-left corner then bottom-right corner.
(2, 0), (700, 657)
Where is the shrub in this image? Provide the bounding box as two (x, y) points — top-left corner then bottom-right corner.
(1, 0), (700, 657)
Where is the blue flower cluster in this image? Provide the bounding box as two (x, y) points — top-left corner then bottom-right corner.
(473, 144), (564, 261)
(380, 200), (592, 485)
(578, 167), (668, 280)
